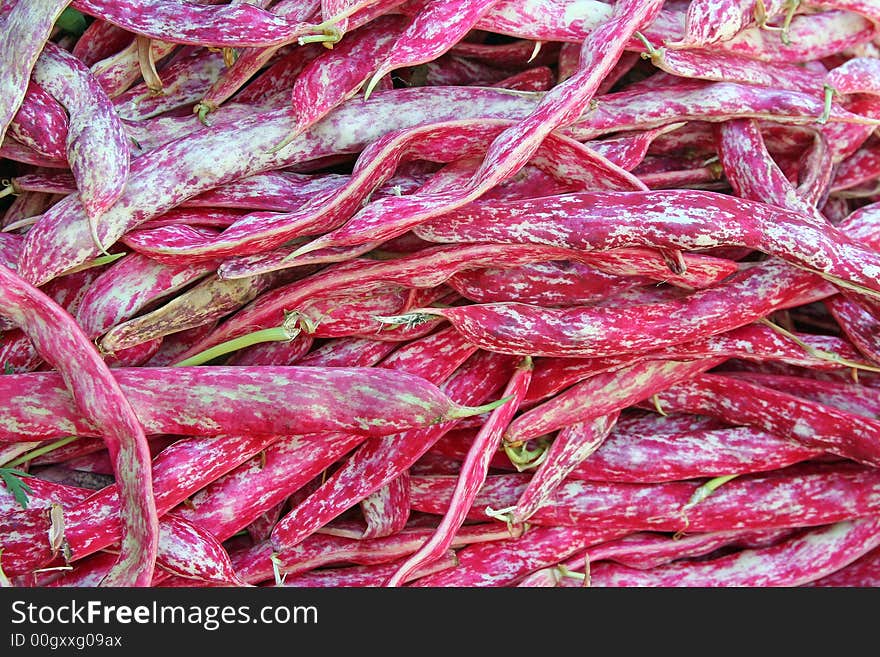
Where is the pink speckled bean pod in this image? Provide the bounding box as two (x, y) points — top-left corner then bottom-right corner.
(571, 81), (877, 143)
(384, 355), (533, 586)
(521, 323), (862, 407)
(506, 359), (725, 445)
(825, 293), (880, 364)
(113, 47), (227, 121)
(183, 171), (349, 213)
(151, 513), (245, 586)
(273, 14), (407, 148)
(566, 425), (822, 484)
(7, 82), (69, 162)
(1, 433), (280, 576)
(359, 474), (411, 540)
(827, 57), (880, 96)
(224, 334), (314, 367)
(584, 528), (794, 571)
(279, 550), (458, 587)
(45, 513), (243, 587)
(717, 118), (827, 224)
(99, 268), (313, 352)
(89, 36), (177, 98)
(193, 0), (321, 117)
(717, 10), (877, 63)
(362, 0), (502, 99)
(589, 517), (880, 587)
(71, 0), (318, 47)
(0, 263), (157, 586)
(18, 86), (545, 285)
(386, 261), (830, 359)
(171, 243), (632, 363)
(74, 252), (217, 342)
(812, 0), (880, 23)
(168, 328), (458, 538)
(519, 528), (792, 586)
(31, 41), (132, 252)
(409, 463), (880, 533)
(446, 261), (647, 307)
(642, 47), (825, 95)
(508, 413), (620, 525)
(0, 0), (71, 148)
(233, 522), (514, 585)
(269, 350), (517, 551)
(0, 366), (504, 442)
(720, 372), (880, 419)
(413, 189), (880, 296)
(831, 141), (880, 192)
(469, 0), (679, 44)
(231, 43), (323, 106)
(71, 18), (132, 67)
(296, 336), (397, 367)
(290, 0), (662, 257)
(493, 67), (555, 92)
(167, 338), (397, 543)
(668, 0), (788, 48)
(120, 118), (644, 262)
(807, 545), (880, 586)
(1, 267), (110, 373)
(410, 525), (628, 588)
(651, 374), (880, 467)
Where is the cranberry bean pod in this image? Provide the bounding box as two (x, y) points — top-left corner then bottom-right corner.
(387, 262), (830, 359)
(652, 374), (880, 467)
(289, 0), (663, 257)
(506, 359), (725, 444)
(0, 0), (71, 148)
(18, 86), (546, 285)
(363, 0), (501, 98)
(384, 355), (532, 586)
(0, 365), (504, 442)
(1, 433), (281, 575)
(669, 0), (787, 47)
(113, 48), (227, 122)
(589, 517), (880, 587)
(807, 545), (880, 587)
(31, 41), (132, 251)
(7, 82), (69, 161)
(234, 523), (515, 585)
(410, 464), (880, 532)
(74, 253), (217, 341)
(567, 425), (822, 484)
(269, 350), (517, 551)
(0, 263), (158, 586)
(509, 413), (620, 524)
(410, 525), (629, 588)
(70, 0), (317, 48)
(280, 551), (458, 587)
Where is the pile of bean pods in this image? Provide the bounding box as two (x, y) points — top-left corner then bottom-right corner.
(2, 0), (880, 588)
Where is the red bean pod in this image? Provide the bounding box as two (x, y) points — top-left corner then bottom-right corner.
(0, 262), (158, 585)
(651, 374), (880, 467)
(269, 350), (517, 551)
(589, 517), (880, 587)
(384, 355), (533, 586)
(410, 463), (880, 533)
(0, 0), (71, 147)
(70, 0), (318, 48)
(0, 366), (506, 441)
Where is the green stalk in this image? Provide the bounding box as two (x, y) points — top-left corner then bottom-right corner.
(3, 436), (80, 469)
(173, 325), (298, 367)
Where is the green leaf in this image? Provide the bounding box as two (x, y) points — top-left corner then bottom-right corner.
(55, 8), (88, 37)
(3, 363), (13, 375)
(0, 468), (34, 509)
